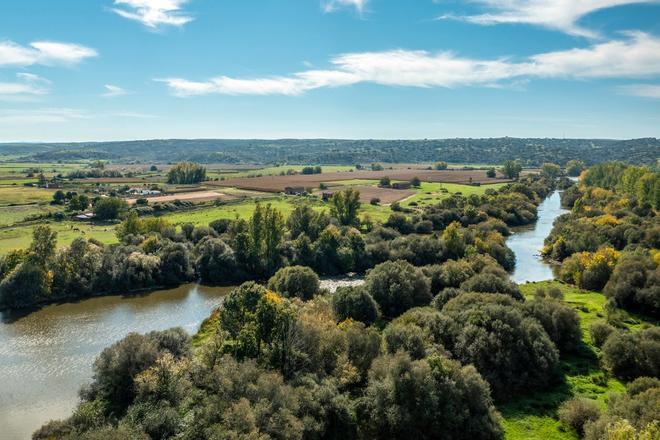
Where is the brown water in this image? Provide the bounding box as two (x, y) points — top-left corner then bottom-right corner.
(0, 284), (232, 440)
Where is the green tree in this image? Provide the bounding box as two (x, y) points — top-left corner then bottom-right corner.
(267, 265), (320, 300)
(565, 160), (585, 177)
(410, 176), (421, 187)
(434, 161), (448, 170)
(541, 162), (562, 180)
(28, 225), (57, 268)
(379, 176), (391, 187)
(166, 162), (206, 184)
(364, 260), (431, 318)
(330, 188), (361, 227)
(502, 160), (522, 179)
(442, 221), (465, 259)
(486, 168), (497, 178)
(94, 197), (127, 220)
(52, 190), (66, 205)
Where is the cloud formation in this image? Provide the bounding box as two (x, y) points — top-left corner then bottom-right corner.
(618, 83), (660, 98)
(111, 0), (193, 28)
(322, 0), (368, 14)
(0, 41), (98, 67)
(0, 73), (50, 98)
(159, 32), (660, 96)
(438, 0), (660, 38)
(102, 84), (128, 97)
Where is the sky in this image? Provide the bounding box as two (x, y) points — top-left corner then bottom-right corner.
(0, 0), (659, 142)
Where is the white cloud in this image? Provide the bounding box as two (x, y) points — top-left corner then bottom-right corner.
(158, 32), (660, 96)
(522, 31), (660, 77)
(111, 0), (193, 28)
(438, 0), (660, 38)
(0, 107), (89, 124)
(0, 73), (50, 99)
(0, 40), (97, 67)
(618, 83), (660, 98)
(102, 84), (128, 97)
(322, 0), (368, 14)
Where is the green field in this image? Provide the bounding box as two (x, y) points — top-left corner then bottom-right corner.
(402, 182), (507, 207)
(0, 186), (56, 206)
(499, 281), (653, 440)
(206, 164), (355, 180)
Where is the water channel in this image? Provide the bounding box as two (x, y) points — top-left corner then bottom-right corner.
(0, 192), (565, 439)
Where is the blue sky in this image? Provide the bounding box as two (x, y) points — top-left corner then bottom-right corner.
(0, 0), (659, 141)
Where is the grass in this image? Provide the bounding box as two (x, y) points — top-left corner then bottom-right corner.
(401, 182), (507, 207)
(500, 280), (644, 440)
(0, 205), (62, 227)
(0, 220), (118, 253)
(0, 186), (55, 206)
(206, 165), (355, 179)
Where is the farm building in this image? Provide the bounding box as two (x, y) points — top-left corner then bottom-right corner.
(284, 186), (306, 195)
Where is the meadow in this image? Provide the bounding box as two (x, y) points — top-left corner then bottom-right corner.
(500, 280), (656, 440)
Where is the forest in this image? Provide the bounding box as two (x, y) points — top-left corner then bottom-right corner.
(1, 137), (658, 166)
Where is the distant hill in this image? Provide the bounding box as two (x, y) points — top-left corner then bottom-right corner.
(1, 137), (658, 166)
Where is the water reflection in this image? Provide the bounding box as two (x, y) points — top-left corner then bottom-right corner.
(0, 284), (231, 440)
(507, 191), (568, 283)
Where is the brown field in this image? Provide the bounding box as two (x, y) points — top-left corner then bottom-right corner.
(210, 169), (510, 193)
(315, 186), (415, 204)
(126, 191), (237, 205)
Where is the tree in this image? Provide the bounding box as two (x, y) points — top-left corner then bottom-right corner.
(287, 204), (329, 240)
(0, 261), (50, 308)
(558, 398), (601, 435)
(69, 194), (89, 211)
(371, 163), (384, 171)
(364, 260), (431, 318)
(332, 286), (380, 325)
(379, 176), (391, 187)
(410, 176), (421, 187)
(440, 293), (560, 400)
(601, 328), (659, 380)
(502, 160), (522, 179)
(565, 160), (585, 177)
(434, 161), (448, 170)
(167, 162), (206, 184)
(486, 168), (497, 178)
(359, 352), (503, 440)
(194, 237), (240, 283)
(94, 197), (127, 220)
(330, 188), (361, 227)
(150, 165), (158, 172)
(52, 190), (66, 205)
(28, 225), (57, 268)
(442, 221), (465, 259)
(541, 162), (562, 180)
(267, 265), (320, 300)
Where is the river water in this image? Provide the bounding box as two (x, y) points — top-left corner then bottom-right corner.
(507, 191), (567, 283)
(0, 193), (565, 439)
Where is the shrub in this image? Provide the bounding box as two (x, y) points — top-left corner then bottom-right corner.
(589, 321), (615, 348)
(558, 397), (601, 435)
(331, 286), (379, 325)
(523, 298), (582, 353)
(601, 328), (660, 380)
(440, 293), (560, 400)
(370, 197), (380, 205)
(364, 260), (432, 318)
(460, 273), (523, 300)
(359, 352), (503, 440)
(267, 265), (320, 300)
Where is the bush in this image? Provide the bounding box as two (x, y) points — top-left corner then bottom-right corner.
(267, 265), (320, 300)
(370, 197), (380, 206)
(359, 352), (503, 440)
(601, 327), (660, 380)
(364, 260), (432, 318)
(193, 237), (240, 284)
(523, 298), (582, 353)
(460, 273), (523, 300)
(440, 293), (560, 401)
(332, 286), (379, 325)
(93, 197), (127, 220)
(589, 321), (615, 348)
(558, 397), (601, 435)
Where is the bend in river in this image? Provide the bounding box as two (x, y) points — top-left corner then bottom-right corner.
(0, 192), (566, 439)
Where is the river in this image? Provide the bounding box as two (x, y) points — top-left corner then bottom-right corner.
(507, 190), (568, 283)
(0, 193), (565, 439)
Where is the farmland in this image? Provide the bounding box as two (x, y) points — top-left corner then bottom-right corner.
(0, 163), (508, 254)
(212, 168), (511, 192)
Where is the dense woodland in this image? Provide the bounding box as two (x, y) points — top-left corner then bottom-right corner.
(1, 163), (657, 439)
(1, 137), (658, 166)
